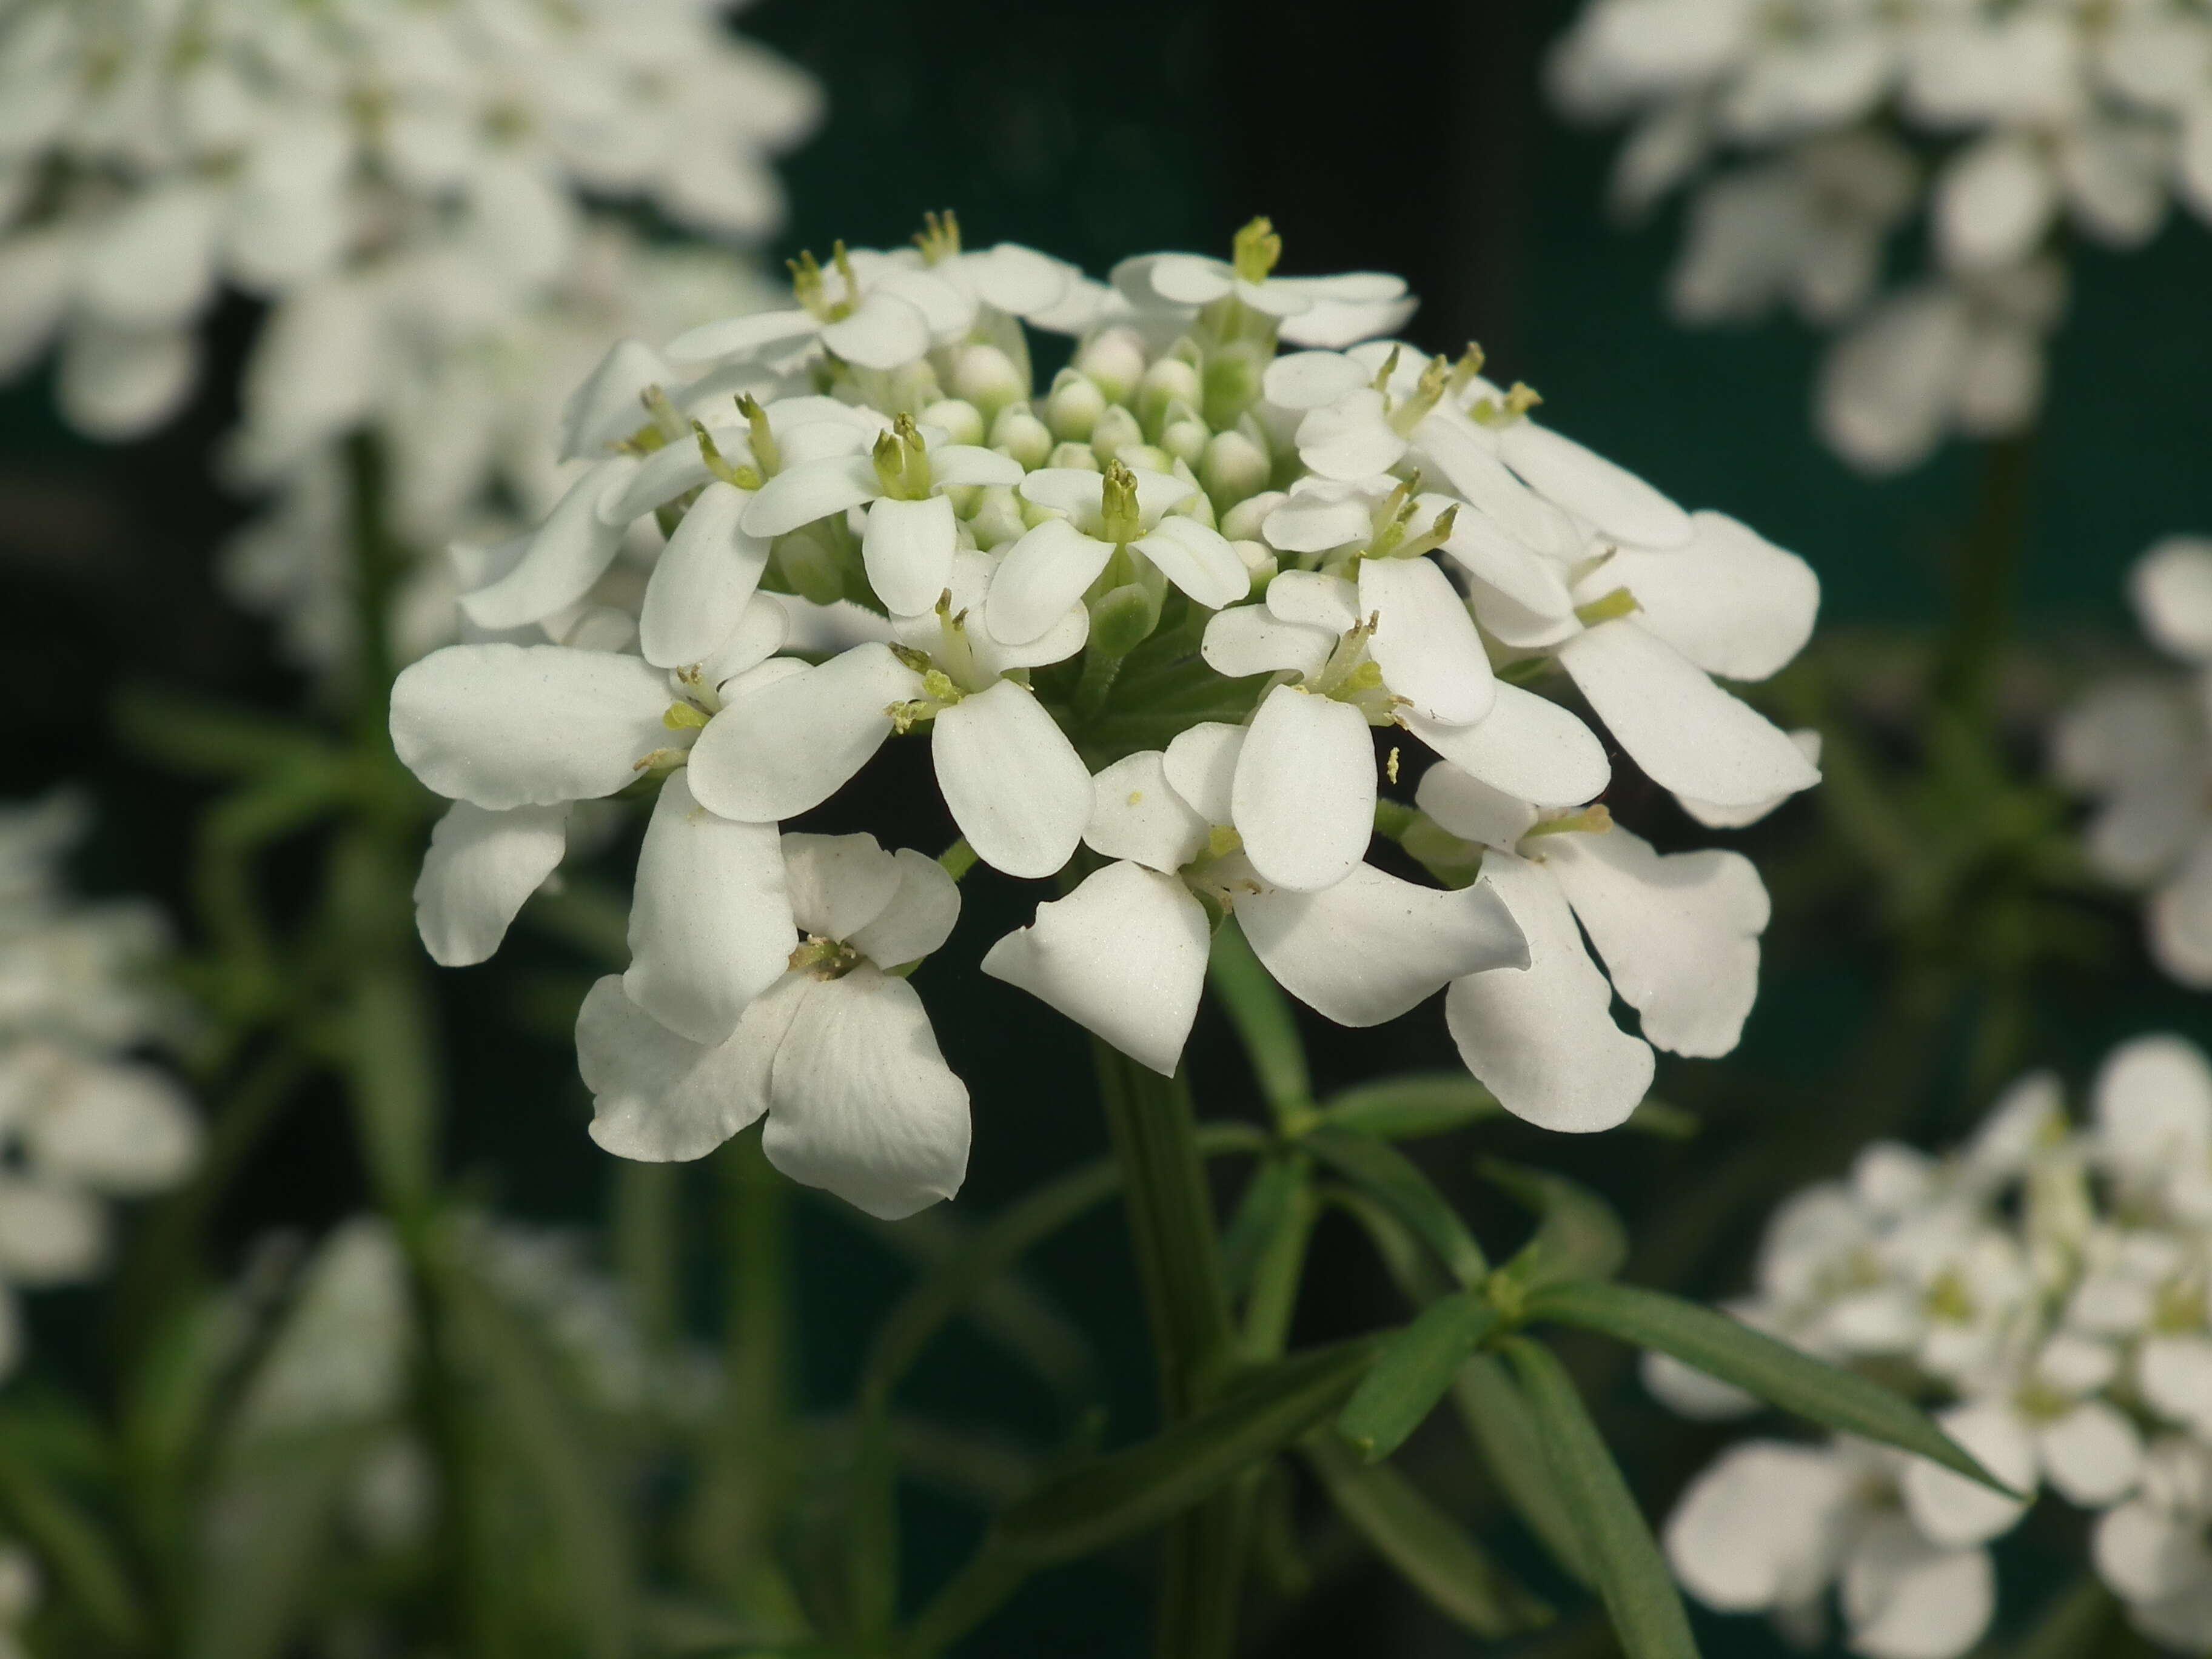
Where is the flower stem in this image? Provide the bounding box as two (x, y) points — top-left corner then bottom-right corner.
(1090, 1039), (1249, 1659)
(1934, 432), (2036, 733)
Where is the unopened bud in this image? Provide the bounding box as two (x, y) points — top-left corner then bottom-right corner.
(1219, 489), (1284, 543)
(883, 358), (944, 416)
(968, 484), (1027, 549)
(1089, 403), (1143, 465)
(1090, 581), (1162, 660)
(1159, 409), (1210, 469)
(1119, 442), (1172, 476)
(776, 523), (846, 606)
(950, 344), (1025, 420)
(1138, 355), (1204, 438)
(1168, 459), (1216, 528)
(1045, 368), (1107, 441)
(1046, 440), (1099, 472)
(920, 397), (985, 447)
(990, 403), (1053, 470)
(1202, 340), (1268, 429)
(1201, 428), (1269, 512)
(1075, 327), (1147, 404)
(1230, 538), (1277, 591)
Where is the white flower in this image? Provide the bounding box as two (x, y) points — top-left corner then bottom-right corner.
(578, 833), (968, 1221)
(2094, 1436), (2212, 1652)
(1117, 218), (1416, 350)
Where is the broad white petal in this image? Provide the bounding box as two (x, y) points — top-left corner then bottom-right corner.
(2094, 1496), (2212, 1603)
(578, 976), (767, 1162)
(2130, 535), (2212, 663)
(2139, 1335), (2212, 1437)
(625, 774), (794, 1045)
(741, 455), (880, 537)
(686, 644), (921, 822)
(1438, 507), (1577, 620)
(1934, 136), (2057, 272)
(863, 494), (959, 617)
(932, 681), (1092, 879)
(1262, 486), (1375, 554)
(1900, 1401), (2036, 1547)
(1496, 420), (1693, 548)
(1543, 825), (1769, 1057)
(1842, 1518), (1995, 1659)
(1663, 1440), (1855, 1612)
(760, 967), (970, 1219)
(640, 483), (773, 668)
(980, 862), (1210, 1076)
(1199, 605), (1335, 682)
(390, 645), (672, 810)
(1296, 390), (1407, 481)
(819, 292), (934, 370)
(1560, 621), (1820, 807)
(1147, 255), (1236, 306)
(1087, 751), (1211, 873)
(1016, 467), (1108, 521)
(1133, 517), (1250, 612)
(1411, 411), (1583, 560)
(413, 801), (568, 967)
(2092, 1034), (2212, 1180)
(1677, 730), (1825, 828)
(1445, 853), (1654, 1132)
(664, 309), (820, 366)
(1263, 350), (1369, 411)
(987, 518), (1115, 646)
(0, 1177), (106, 1284)
(928, 444), (1025, 488)
(1598, 511), (1819, 682)
(1266, 569), (1361, 634)
(600, 440), (713, 525)
(1415, 762), (1538, 851)
(27, 1060), (199, 1195)
(1360, 555), (1495, 725)
(846, 848), (961, 968)
(782, 832), (906, 942)
(1163, 723), (1244, 825)
(1232, 686), (1376, 893)
(1239, 863), (1526, 1027)
(700, 598), (793, 690)
(561, 338), (675, 459)
(457, 457), (640, 631)
(1405, 682), (1609, 808)
(2036, 1399), (2144, 1507)
(868, 267), (977, 341)
(82, 183), (218, 328)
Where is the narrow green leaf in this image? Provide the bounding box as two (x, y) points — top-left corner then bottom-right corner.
(1302, 1432), (1553, 1637)
(1320, 1073), (1501, 1139)
(995, 1337), (1379, 1564)
(1207, 920), (1311, 1119)
(1501, 1338), (1699, 1659)
(1336, 1293), (1500, 1462)
(1525, 1280), (2014, 1495)
(1452, 1355), (1592, 1586)
(182, 1429), (377, 1659)
(1484, 1160), (1629, 1289)
(113, 683), (341, 777)
(1302, 1125), (1487, 1286)
(1219, 1154), (1305, 1302)
(0, 1442), (145, 1647)
(2005, 1575), (2117, 1659)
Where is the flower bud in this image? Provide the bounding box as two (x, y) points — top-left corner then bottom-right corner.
(1202, 340), (1268, 429)
(775, 523), (846, 606)
(989, 403), (1053, 469)
(1119, 442), (1172, 475)
(921, 397), (985, 447)
(1220, 489), (1284, 543)
(1046, 441), (1099, 472)
(1168, 459), (1216, 528)
(884, 358), (943, 415)
(1045, 368), (1106, 441)
(1089, 403), (1143, 465)
(1201, 427), (1269, 512)
(1137, 355), (1203, 438)
(967, 484), (1027, 549)
(1231, 538), (1277, 592)
(1159, 407), (1209, 469)
(950, 344), (1025, 421)
(1089, 580), (1162, 661)
(1075, 327), (1147, 404)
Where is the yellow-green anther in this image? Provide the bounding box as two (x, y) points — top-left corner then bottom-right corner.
(830, 241), (859, 318)
(732, 394), (779, 475)
(1232, 216), (1281, 284)
(890, 412), (933, 498)
(788, 249), (826, 315)
(890, 643), (934, 674)
(1370, 345), (1401, 394)
(788, 934), (863, 979)
(914, 208), (962, 264)
(1523, 803), (1614, 840)
(1449, 342), (1487, 395)
(692, 421), (762, 490)
(1504, 381), (1542, 415)
(919, 668), (961, 704)
(617, 421), (669, 457)
(871, 428), (906, 497)
(1574, 586), (1640, 626)
(1207, 823), (1243, 859)
(662, 702), (711, 731)
(1100, 459), (1142, 544)
(640, 383), (687, 442)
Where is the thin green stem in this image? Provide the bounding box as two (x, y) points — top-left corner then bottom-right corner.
(1934, 432), (2035, 733)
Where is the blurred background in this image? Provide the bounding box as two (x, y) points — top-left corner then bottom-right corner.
(4, 0), (2210, 1654)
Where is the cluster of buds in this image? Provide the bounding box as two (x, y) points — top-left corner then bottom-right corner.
(388, 213), (1823, 1218)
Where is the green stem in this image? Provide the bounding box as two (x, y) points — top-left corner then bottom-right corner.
(1090, 1040), (1247, 1659)
(345, 429), (401, 743)
(1934, 432), (2035, 732)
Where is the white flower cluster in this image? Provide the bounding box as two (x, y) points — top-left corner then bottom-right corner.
(1549, 0), (2212, 473)
(2056, 534), (2212, 988)
(1654, 1037), (2212, 1657)
(386, 215), (1823, 1221)
(0, 792), (198, 1378)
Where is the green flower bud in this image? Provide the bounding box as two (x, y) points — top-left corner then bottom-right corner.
(968, 484), (1027, 549)
(881, 358), (943, 417)
(1045, 368), (1107, 441)
(1089, 403), (1143, 465)
(1219, 489), (1284, 543)
(1045, 440), (1099, 472)
(990, 403), (1053, 470)
(1118, 442), (1172, 475)
(776, 525), (845, 606)
(1201, 427), (1269, 514)
(950, 343), (1025, 420)
(1202, 339), (1268, 429)
(1137, 355), (1203, 438)
(1074, 327), (1147, 404)
(920, 397), (985, 447)
(1159, 406), (1210, 469)
(1090, 580), (1162, 660)
(1168, 458), (1216, 528)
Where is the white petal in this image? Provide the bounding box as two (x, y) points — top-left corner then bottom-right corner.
(1087, 751), (1212, 873)
(413, 801), (569, 967)
(390, 645), (672, 810)
(928, 444), (1026, 488)
(820, 291), (934, 370)
(1543, 825), (1769, 1057)
(1445, 852), (1654, 1133)
(640, 483), (773, 668)
(782, 832), (905, 942)
(58, 321), (197, 439)
(600, 440), (714, 525)
(625, 774), (794, 1045)
(932, 681), (1092, 879)
(2094, 1496), (2211, 1603)
(1415, 762), (1538, 850)
(1266, 569), (1361, 634)
(1900, 1401), (2036, 1547)
(1560, 621), (1820, 807)
(1238, 863), (1526, 1027)
(1199, 605), (1335, 682)
(578, 976), (765, 1162)
(987, 518), (1116, 646)
(868, 267), (976, 341)
(82, 184), (218, 328)
(2036, 1399), (2144, 1507)
(1934, 136), (2057, 272)
(28, 1061), (199, 1194)
(1496, 421), (1693, 548)
(742, 455), (880, 538)
(1663, 1440), (1855, 1612)
(1405, 682), (1610, 808)
(1163, 723), (1245, 825)
(686, 643), (920, 822)
(962, 243), (1072, 315)
(1016, 467), (1110, 521)
(2130, 535), (2212, 663)
(863, 494), (960, 617)
(760, 967), (970, 1219)
(0, 1177), (106, 1284)
(1263, 350), (1369, 411)
(1232, 687), (1376, 893)
(1146, 255), (1236, 306)
(700, 597), (793, 691)
(846, 848), (961, 968)
(1411, 411), (1583, 560)
(2139, 1335), (2212, 1437)
(1598, 511), (1819, 682)
(1842, 1518), (1995, 1659)
(561, 338), (676, 460)
(458, 457), (641, 631)
(2093, 1034), (2212, 1178)
(980, 863), (1211, 1076)
(1262, 485), (1375, 554)
(1296, 390), (1408, 481)
(1360, 556), (1495, 725)
(1438, 506), (1577, 620)
(1133, 517), (1250, 612)
(1677, 730), (1825, 828)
